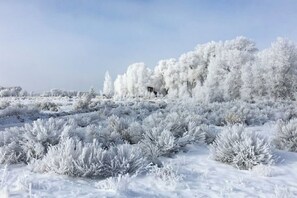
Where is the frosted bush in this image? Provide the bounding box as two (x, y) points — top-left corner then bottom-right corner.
(0, 101), (10, 110)
(189, 124), (218, 144)
(107, 115), (129, 134)
(0, 118), (71, 164)
(274, 119), (297, 152)
(141, 128), (175, 158)
(31, 139), (148, 178)
(36, 102), (59, 112)
(224, 112), (246, 125)
(83, 124), (123, 148)
(141, 126), (194, 164)
(0, 142), (24, 164)
(74, 93), (93, 111)
(0, 104), (39, 119)
(0, 127), (24, 164)
(210, 125), (275, 170)
(20, 118), (69, 161)
(122, 122), (144, 144)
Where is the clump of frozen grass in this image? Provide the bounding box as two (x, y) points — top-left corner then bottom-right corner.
(96, 174), (134, 192)
(210, 125), (275, 170)
(31, 139), (148, 178)
(149, 164), (183, 188)
(273, 119), (297, 152)
(251, 164), (274, 177)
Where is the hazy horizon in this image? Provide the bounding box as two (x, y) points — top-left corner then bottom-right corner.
(1, 0), (297, 92)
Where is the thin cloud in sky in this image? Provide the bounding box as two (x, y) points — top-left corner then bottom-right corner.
(0, 0), (297, 92)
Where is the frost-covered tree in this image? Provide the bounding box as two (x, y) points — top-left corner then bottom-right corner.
(201, 37), (257, 102)
(107, 36), (297, 101)
(259, 38), (297, 100)
(114, 63), (152, 97)
(103, 71), (114, 98)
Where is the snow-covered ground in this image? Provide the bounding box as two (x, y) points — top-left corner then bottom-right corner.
(0, 97), (297, 197)
(1, 130), (297, 198)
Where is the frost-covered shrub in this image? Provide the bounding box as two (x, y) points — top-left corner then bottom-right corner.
(41, 89), (80, 97)
(20, 118), (69, 161)
(141, 128), (176, 159)
(210, 125), (275, 170)
(189, 124), (218, 144)
(0, 118), (71, 164)
(0, 101), (10, 110)
(31, 139), (148, 178)
(0, 104), (39, 118)
(36, 102), (59, 112)
(122, 122), (144, 144)
(224, 112), (246, 125)
(0, 86), (23, 97)
(0, 126), (25, 164)
(141, 127), (195, 164)
(82, 124), (123, 148)
(274, 119), (297, 152)
(74, 93), (93, 111)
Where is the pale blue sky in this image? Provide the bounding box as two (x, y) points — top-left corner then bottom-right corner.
(0, 0), (297, 92)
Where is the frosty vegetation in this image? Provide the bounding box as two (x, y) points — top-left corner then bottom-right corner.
(106, 37), (297, 102)
(41, 89), (81, 97)
(1, 98), (297, 177)
(274, 119), (297, 152)
(210, 125), (275, 170)
(0, 87), (27, 97)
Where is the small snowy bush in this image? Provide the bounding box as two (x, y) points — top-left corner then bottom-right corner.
(149, 164), (182, 187)
(74, 93), (93, 111)
(0, 101), (10, 110)
(189, 124), (218, 144)
(122, 122), (144, 144)
(141, 128), (176, 159)
(0, 104), (39, 119)
(224, 112), (246, 125)
(31, 139), (148, 178)
(210, 125), (275, 170)
(20, 118), (69, 161)
(140, 126), (196, 166)
(274, 119), (297, 152)
(36, 102), (59, 112)
(96, 174), (134, 192)
(0, 127), (24, 164)
(0, 118), (71, 164)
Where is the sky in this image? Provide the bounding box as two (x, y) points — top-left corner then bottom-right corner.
(0, 0), (297, 92)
